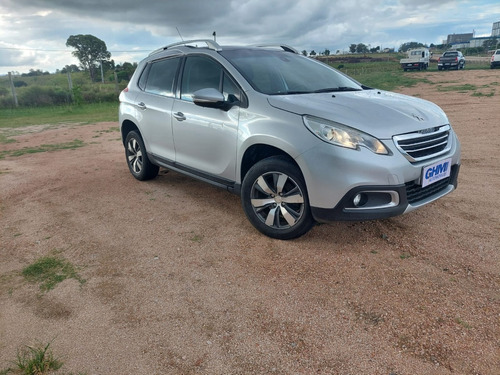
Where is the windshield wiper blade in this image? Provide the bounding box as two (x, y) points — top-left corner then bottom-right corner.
(278, 90), (313, 95)
(314, 87), (362, 93)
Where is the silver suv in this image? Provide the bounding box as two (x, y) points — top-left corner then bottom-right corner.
(119, 40), (461, 239)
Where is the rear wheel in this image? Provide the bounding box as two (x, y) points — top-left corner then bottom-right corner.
(125, 131), (159, 181)
(241, 156), (314, 240)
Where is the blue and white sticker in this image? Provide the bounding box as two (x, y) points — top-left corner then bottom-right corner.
(422, 158), (452, 188)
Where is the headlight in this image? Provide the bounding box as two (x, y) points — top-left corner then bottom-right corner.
(303, 115), (388, 155)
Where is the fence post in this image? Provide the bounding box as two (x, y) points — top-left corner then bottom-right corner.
(114, 71), (119, 94)
(67, 71), (74, 102)
(8, 72), (18, 107)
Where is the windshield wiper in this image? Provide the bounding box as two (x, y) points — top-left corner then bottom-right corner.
(314, 87), (362, 93)
(275, 90), (313, 95)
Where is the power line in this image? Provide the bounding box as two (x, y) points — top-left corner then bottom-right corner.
(0, 46), (150, 53)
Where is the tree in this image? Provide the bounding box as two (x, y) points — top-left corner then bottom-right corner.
(399, 41), (427, 52)
(310, 50), (317, 56)
(356, 43), (368, 54)
(60, 64), (81, 74)
(484, 37), (499, 50)
(301, 50), (308, 56)
(66, 34), (111, 81)
(324, 49), (330, 56)
(349, 44), (357, 53)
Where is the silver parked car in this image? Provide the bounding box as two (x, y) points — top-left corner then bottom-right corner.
(119, 40), (461, 239)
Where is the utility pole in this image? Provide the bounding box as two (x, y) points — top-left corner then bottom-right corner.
(213, 31), (216, 42)
(8, 72), (18, 107)
(100, 61), (104, 83)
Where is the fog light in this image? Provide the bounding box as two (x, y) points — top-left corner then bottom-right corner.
(353, 194), (361, 206)
(353, 193), (366, 207)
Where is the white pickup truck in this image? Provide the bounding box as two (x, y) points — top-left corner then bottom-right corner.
(400, 48), (430, 71)
(491, 50), (500, 69)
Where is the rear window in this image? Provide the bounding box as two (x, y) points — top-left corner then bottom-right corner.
(444, 52), (458, 57)
(144, 57), (181, 97)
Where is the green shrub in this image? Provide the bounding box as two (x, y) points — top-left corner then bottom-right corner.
(18, 86), (69, 107)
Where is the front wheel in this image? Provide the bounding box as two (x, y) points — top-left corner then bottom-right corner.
(241, 156), (314, 240)
(125, 130), (159, 181)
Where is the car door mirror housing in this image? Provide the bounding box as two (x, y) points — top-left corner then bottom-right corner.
(192, 88), (226, 108)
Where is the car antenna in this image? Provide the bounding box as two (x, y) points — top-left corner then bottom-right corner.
(176, 27), (184, 42)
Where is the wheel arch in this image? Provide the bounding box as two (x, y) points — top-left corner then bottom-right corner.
(240, 144), (302, 184)
(121, 119), (140, 147)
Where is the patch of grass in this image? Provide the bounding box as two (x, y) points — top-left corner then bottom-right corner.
(190, 234), (203, 242)
(0, 139), (85, 159)
(471, 91), (495, 97)
(13, 341), (63, 375)
(0, 102), (118, 129)
(0, 133), (17, 144)
(455, 318), (472, 329)
(22, 256), (85, 292)
(358, 71), (431, 91)
(437, 84), (477, 92)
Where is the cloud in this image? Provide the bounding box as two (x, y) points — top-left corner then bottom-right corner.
(1, 0), (499, 73)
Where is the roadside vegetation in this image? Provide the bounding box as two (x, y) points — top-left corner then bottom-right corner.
(0, 340), (86, 375)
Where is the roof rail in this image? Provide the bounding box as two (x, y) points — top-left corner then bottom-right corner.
(149, 39), (222, 56)
(254, 44), (299, 54)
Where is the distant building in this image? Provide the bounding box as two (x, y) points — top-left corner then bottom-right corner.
(469, 37), (494, 48)
(493, 21), (500, 37)
(447, 33), (474, 44)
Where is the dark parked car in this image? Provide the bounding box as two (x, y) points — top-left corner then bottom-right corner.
(438, 51), (465, 70)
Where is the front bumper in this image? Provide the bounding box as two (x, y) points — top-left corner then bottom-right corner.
(310, 164), (459, 222)
(438, 62), (459, 68)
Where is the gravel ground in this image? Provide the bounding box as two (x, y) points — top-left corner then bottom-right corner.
(1, 69), (499, 375)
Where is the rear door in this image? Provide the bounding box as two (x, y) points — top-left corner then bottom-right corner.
(134, 56), (181, 161)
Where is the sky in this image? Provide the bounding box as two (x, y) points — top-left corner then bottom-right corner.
(1, 0), (500, 74)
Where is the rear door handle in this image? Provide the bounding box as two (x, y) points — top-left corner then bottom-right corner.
(173, 112), (186, 121)
(137, 102), (146, 110)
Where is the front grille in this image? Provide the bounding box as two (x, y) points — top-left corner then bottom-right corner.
(393, 125), (451, 162)
(405, 165), (457, 204)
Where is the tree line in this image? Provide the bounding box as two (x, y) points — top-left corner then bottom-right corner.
(302, 38), (500, 57)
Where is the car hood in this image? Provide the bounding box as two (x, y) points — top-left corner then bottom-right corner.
(267, 89), (449, 139)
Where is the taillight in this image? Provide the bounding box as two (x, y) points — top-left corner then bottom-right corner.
(122, 87), (129, 93)
(455, 57), (458, 62)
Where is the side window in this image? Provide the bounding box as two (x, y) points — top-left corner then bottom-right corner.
(181, 56), (222, 101)
(137, 64), (150, 91)
(144, 57), (180, 97)
(223, 73), (241, 103)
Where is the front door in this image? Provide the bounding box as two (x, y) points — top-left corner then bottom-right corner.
(171, 55), (241, 181)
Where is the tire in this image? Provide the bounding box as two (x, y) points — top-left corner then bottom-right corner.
(125, 130), (159, 181)
(241, 156), (314, 240)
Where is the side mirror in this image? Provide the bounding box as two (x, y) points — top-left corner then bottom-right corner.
(192, 88), (226, 109)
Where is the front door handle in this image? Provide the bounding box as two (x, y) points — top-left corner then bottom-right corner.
(137, 102), (146, 110)
(173, 112), (186, 121)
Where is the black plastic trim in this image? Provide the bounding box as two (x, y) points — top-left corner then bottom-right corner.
(148, 153), (238, 193)
(311, 163), (460, 222)
(311, 185), (408, 222)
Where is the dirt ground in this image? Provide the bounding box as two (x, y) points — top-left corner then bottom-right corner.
(1, 70), (499, 375)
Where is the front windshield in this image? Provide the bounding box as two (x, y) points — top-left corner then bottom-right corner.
(220, 49), (362, 95)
